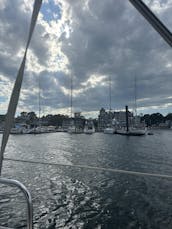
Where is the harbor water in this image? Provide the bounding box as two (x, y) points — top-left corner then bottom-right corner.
(1, 130), (172, 228)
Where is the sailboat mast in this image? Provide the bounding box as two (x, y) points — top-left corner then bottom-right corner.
(134, 75), (137, 117)
(70, 75), (73, 118)
(126, 105), (129, 132)
(38, 74), (41, 126)
(109, 75), (112, 111)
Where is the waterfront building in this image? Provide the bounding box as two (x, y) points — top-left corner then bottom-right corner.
(98, 108), (115, 131)
(62, 118), (72, 131)
(74, 112), (85, 129)
(132, 115), (146, 128)
(98, 108), (110, 131)
(114, 111), (133, 127)
(62, 112), (85, 131)
(114, 111), (126, 127)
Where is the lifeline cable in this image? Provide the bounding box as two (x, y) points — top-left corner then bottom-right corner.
(4, 157), (172, 180)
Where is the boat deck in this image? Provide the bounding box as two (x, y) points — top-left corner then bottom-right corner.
(115, 130), (146, 136)
(0, 227), (13, 229)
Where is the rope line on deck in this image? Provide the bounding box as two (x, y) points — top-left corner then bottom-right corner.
(4, 157), (172, 179)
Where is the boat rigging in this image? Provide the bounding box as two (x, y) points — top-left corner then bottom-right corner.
(0, 0), (172, 228)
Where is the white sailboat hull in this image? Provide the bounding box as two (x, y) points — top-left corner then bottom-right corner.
(104, 128), (114, 134)
(68, 126), (83, 134)
(116, 128), (146, 136)
(84, 129), (95, 134)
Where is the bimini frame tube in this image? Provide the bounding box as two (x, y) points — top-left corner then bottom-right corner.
(0, 178), (33, 229)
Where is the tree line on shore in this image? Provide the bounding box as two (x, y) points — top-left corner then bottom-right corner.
(141, 113), (172, 126)
(0, 112), (172, 127)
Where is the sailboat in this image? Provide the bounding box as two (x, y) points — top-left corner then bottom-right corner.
(0, 1), (168, 227)
(68, 75), (75, 133)
(104, 75), (115, 134)
(115, 106), (145, 136)
(130, 76), (147, 135)
(30, 74), (49, 134)
(116, 76), (146, 136)
(68, 75), (83, 134)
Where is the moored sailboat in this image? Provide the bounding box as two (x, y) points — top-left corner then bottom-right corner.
(67, 76), (83, 134)
(116, 106), (146, 136)
(104, 75), (115, 134)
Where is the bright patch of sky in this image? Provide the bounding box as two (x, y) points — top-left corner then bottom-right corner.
(0, 96), (6, 103)
(41, 0), (62, 22)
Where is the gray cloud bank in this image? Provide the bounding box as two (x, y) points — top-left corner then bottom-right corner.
(0, 0), (172, 116)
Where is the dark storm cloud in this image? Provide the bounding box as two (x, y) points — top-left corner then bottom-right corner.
(59, 0), (172, 112)
(30, 25), (51, 66)
(0, 0), (62, 112)
(0, 0), (52, 81)
(0, 1), (29, 80)
(1, 0), (172, 114)
(20, 70), (69, 110)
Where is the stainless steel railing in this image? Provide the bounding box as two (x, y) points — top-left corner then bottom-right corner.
(0, 178), (33, 229)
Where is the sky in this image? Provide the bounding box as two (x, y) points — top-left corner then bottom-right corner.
(0, 0), (172, 118)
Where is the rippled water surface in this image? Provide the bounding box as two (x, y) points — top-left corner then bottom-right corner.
(1, 130), (172, 228)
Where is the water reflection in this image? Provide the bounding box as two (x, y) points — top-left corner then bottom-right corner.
(1, 131), (172, 228)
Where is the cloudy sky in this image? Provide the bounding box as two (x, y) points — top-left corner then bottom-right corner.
(0, 0), (172, 118)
